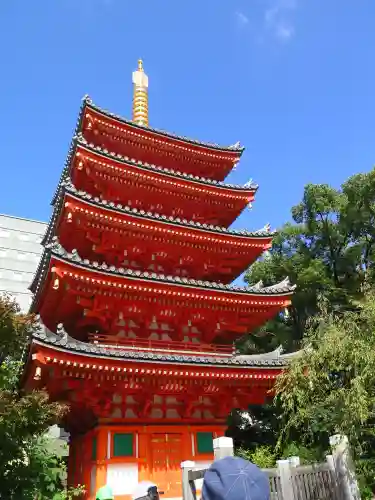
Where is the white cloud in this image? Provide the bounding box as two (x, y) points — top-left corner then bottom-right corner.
(276, 23), (294, 40)
(264, 0), (297, 42)
(235, 10), (250, 27)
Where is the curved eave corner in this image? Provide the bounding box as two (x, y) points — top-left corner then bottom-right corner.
(42, 178), (275, 247)
(29, 239), (296, 314)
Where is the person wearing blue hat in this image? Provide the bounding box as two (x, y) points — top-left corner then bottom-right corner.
(202, 456), (270, 500)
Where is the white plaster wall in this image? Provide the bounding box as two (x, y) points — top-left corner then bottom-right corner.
(0, 214), (46, 312)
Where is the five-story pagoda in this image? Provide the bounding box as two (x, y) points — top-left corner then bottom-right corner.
(23, 61), (295, 500)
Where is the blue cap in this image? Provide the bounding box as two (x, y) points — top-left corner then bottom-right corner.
(202, 457), (270, 500)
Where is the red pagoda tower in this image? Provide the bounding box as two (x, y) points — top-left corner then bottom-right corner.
(23, 60), (295, 499)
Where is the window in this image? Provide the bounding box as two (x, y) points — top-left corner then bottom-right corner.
(92, 436), (97, 460)
(113, 433), (133, 457)
(196, 432), (214, 454)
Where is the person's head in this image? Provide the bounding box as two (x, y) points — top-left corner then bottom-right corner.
(132, 481), (160, 500)
(95, 485), (114, 500)
(202, 456), (270, 500)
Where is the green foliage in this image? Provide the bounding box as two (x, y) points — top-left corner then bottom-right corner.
(244, 168), (375, 353)
(236, 446), (276, 469)
(274, 292), (375, 495)
(236, 169), (375, 495)
(355, 458), (375, 500)
(275, 293), (375, 448)
(226, 403), (283, 452)
(0, 293), (77, 499)
(280, 442), (322, 465)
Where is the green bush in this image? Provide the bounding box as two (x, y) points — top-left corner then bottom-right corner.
(236, 446), (276, 469)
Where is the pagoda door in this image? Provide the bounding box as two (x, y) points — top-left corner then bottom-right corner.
(150, 433), (183, 498)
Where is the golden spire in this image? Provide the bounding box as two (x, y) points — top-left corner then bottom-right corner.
(132, 59), (149, 127)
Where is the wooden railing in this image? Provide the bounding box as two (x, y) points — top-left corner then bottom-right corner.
(88, 333), (234, 357)
(182, 435), (357, 500)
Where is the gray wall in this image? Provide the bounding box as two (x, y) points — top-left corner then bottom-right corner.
(0, 215), (69, 442)
(0, 214), (47, 312)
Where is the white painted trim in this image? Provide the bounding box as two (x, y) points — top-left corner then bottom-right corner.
(107, 431), (111, 459)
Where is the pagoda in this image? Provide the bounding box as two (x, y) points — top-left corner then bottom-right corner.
(23, 60), (295, 500)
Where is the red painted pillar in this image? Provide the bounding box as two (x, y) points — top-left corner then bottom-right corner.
(95, 427), (108, 493)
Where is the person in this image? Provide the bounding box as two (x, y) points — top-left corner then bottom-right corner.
(202, 456), (270, 500)
(132, 480), (161, 500)
(95, 485), (114, 500)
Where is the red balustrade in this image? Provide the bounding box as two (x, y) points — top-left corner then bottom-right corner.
(88, 333), (234, 357)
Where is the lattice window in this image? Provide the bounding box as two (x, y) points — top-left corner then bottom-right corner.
(196, 432), (214, 454)
(113, 433), (134, 457)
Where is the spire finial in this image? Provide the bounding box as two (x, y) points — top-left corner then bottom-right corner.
(132, 59), (149, 127)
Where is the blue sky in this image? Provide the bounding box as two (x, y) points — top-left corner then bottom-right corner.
(1, 0), (375, 235)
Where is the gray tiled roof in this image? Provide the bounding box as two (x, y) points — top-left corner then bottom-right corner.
(52, 96), (249, 206)
(32, 320), (294, 368)
(29, 239), (296, 301)
(43, 178), (274, 246)
(84, 96), (245, 153)
(51, 135), (257, 209)
(76, 134), (257, 191)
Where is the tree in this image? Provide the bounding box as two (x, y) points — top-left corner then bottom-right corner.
(275, 292), (375, 494)
(226, 402), (282, 452)
(233, 169), (375, 484)
(0, 294), (83, 499)
(244, 168), (375, 353)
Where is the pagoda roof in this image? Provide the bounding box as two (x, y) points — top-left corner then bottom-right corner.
(44, 178), (274, 246)
(52, 136), (257, 206)
(30, 239), (296, 302)
(32, 321), (298, 368)
(83, 96), (245, 155)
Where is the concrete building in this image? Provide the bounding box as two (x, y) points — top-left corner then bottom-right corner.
(0, 214), (69, 447)
(0, 214), (47, 312)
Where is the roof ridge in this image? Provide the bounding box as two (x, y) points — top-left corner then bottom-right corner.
(59, 178), (274, 239)
(84, 96), (245, 153)
(76, 134), (258, 192)
(32, 319), (295, 368)
(36, 238), (296, 296)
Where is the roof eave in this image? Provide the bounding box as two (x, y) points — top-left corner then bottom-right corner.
(76, 139), (257, 193)
(83, 98), (245, 156)
(31, 336), (287, 369)
(45, 181), (275, 245)
(29, 241), (296, 305)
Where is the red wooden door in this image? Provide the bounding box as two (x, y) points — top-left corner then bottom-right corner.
(150, 433), (183, 498)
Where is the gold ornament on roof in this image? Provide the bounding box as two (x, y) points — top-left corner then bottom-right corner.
(132, 58), (149, 127)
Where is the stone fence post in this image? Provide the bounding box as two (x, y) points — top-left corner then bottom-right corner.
(181, 460), (196, 500)
(277, 459), (295, 500)
(329, 434), (361, 500)
(289, 456), (300, 468)
(213, 437), (234, 460)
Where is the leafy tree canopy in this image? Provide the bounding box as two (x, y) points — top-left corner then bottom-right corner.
(244, 168), (375, 353)
(276, 292), (375, 453)
(235, 169), (375, 497)
(275, 291), (375, 496)
(0, 294), (83, 499)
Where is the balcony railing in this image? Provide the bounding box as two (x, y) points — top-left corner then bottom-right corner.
(88, 333), (234, 358)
